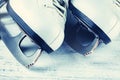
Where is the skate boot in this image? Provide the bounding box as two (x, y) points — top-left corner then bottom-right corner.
(66, 0), (120, 55)
(69, 0), (120, 43)
(65, 8), (99, 55)
(0, 0), (68, 67)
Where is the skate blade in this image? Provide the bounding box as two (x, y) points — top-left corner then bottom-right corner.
(0, 13), (42, 68)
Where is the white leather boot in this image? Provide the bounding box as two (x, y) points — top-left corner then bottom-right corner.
(0, 0), (68, 67)
(70, 0), (120, 43)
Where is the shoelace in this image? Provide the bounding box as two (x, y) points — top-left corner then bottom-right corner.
(44, 0), (67, 19)
(114, 0), (120, 7)
(53, 0), (66, 16)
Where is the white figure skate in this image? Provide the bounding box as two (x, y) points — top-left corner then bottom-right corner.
(70, 0), (120, 43)
(0, 0), (68, 68)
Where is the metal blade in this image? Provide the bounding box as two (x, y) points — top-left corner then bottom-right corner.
(0, 14), (42, 68)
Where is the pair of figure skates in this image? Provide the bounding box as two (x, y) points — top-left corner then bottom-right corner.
(0, 0), (120, 68)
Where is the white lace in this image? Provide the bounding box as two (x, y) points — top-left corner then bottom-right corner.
(113, 0), (120, 7)
(44, 0), (67, 19)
